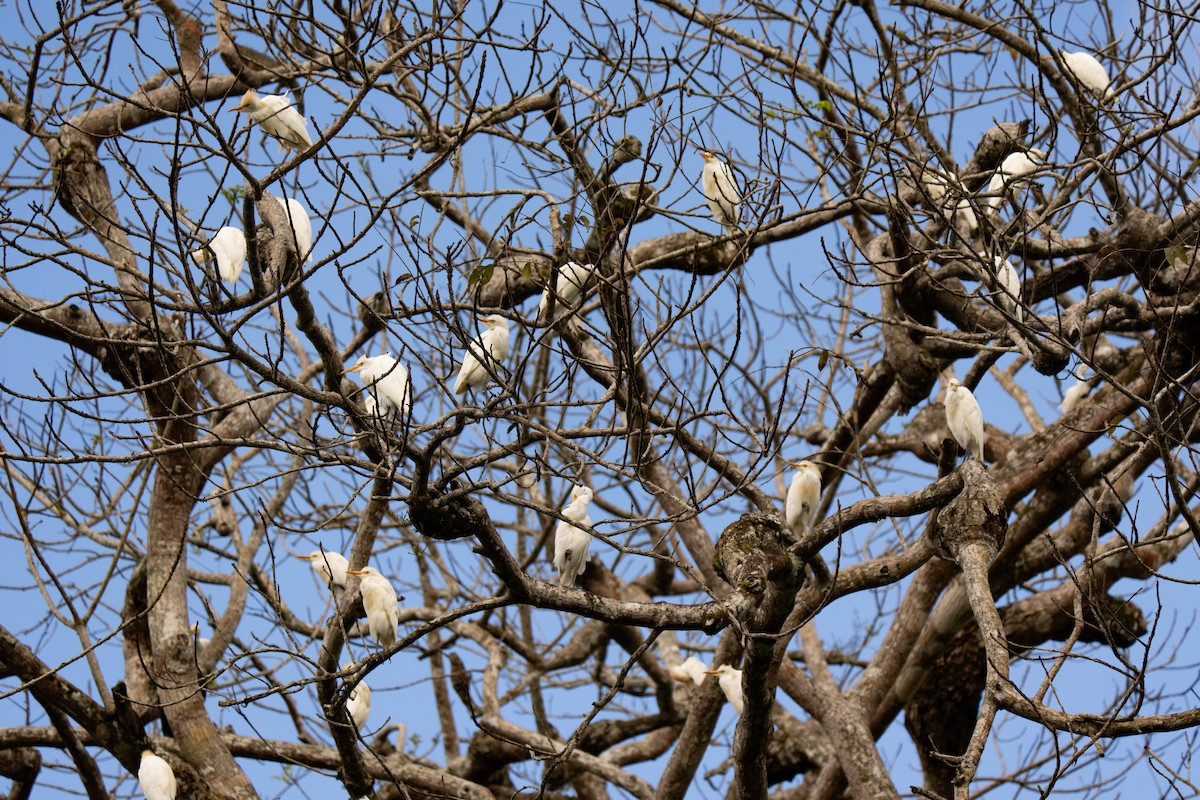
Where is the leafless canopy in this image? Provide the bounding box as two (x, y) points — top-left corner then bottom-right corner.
(2, 1), (1200, 799)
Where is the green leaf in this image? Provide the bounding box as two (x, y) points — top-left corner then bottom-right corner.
(468, 263), (495, 287)
(817, 349), (829, 371)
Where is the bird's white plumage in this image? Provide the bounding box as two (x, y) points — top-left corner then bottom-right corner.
(922, 168), (978, 238)
(1060, 378), (1091, 413)
(347, 567), (399, 648)
(945, 379), (985, 461)
(992, 256), (1022, 318)
(1060, 51), (1114, 101)
(138, 750), (177, 800)
(669, 656), (710, 684)
(344, 353), (411, 419)
(299, 550), (349, 598)
(231, 90), (313, 153)
(699, 151), (741, 230)
(784, 461), (822, 533)
(273, 196), (313, 264)
(344, 663), (372, 730)
(191, 226), (247, 284)
(704, 664), (745, 715)
(537, 261), (595, 322)
(983, 150), (1046, 212)
(453, 314), (511, 394)
(552, 484), (594, 587)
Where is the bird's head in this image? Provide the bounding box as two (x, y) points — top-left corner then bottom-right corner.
(342, 356), (369, 375)
(787, 459), (819, 476)
(947, 378), (961, 390)
(346, 567), (379, 578)
(704, 664), (736, 676)
(570, 484), (593, 502)
(477, 313), (507, 329)
(699, 150), (715, 162)
(229, 89), (258, 112)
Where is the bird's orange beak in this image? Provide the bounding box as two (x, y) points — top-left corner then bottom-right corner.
(341, 364), (360, 374)
(703, 669), (720, 675)
(345, 569), (368, 575)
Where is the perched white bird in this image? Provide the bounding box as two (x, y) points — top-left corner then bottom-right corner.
(453, 314), (511, 394)
(138, 750), (177, 800)
(552, 484), (594, 588)
(784, 461), (822, 533)
(343, 353), (411, 419)
(230, 89), (313, 153)
(299, 550), (350, 599)
(191, 226), (247, 284)
(983, 149), (1046, 212)
(921, 168), (978, 238)
(669, 656), (710, 685)
(537, 261), (595, 322)
(945, 379), (986, 461)
(699, 151), (741, 231)
(992, 256), (1022, 319)
(273, 196), (313, 264)
(344, 663), (372, 731)
(346, 567), (399, 648)
(1060, 51), (1114, 101)
(1060, 377), (1091, 413)
(704, 664), (745, 715)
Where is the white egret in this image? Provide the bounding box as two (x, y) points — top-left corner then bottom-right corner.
(273, 196), (313, 264)
(1060, 377), (1091, 413)
(983, 149), (1046, 212)
(699, 151), (741, 231)
(453, 314), (511, 394)
(921, 168), (978, 238)
(704, 664), (745, 715)
(537, 261), (595, 322)
(669, 656), (710, 685)
(1060, 51), (1114, 101)
(299, 550), (349, 599)
(138, 750), (177, 800)
(230, 89), (313, 153)
(945, 379), (985, 461)
(784, 460), (822, 533)
(992, 256), (1022, 319)
(552, 484), (594, 588)
(346, 567), (399, 648)
(191, 226), (246, 284)
(343, 353), (411, 420)
(344, 663), (372, 730)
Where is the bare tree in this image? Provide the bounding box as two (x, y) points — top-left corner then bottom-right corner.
(1, 1), (1198, 799)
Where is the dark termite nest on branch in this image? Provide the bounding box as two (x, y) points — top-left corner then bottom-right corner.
(408, 479), (487, 541)
(714, 512), (805, 597)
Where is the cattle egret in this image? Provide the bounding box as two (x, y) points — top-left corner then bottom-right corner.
(138, 750), (177, 800)
(346, 567), (399, 648)
(992, 256), (1022, 318)
(299, 550), (349, 599)
(1060, 377), (1091, 413)
(699, 151), (741, 231)
(537, 261), (596, 322)
(230, 89), (313, 153)
(344, 663), (372, 730)
(921, 168), (978, 238)
(191, 226), (247, 284)
(983, 149), (1046, 212)
(273, 197), (313, 264)
(1060, 51), (1114, 101)
(704, 664), (745, 715)
(453, 314), (511, 394)
(945, 379), (985, 461)
(344, 353), (411, 420)
(784, 460), (822, 533)
(669, 656), (710, 684)
(552, 484), (594, 588)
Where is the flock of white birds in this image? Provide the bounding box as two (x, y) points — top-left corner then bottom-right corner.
(142, 49), (1113, 798)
